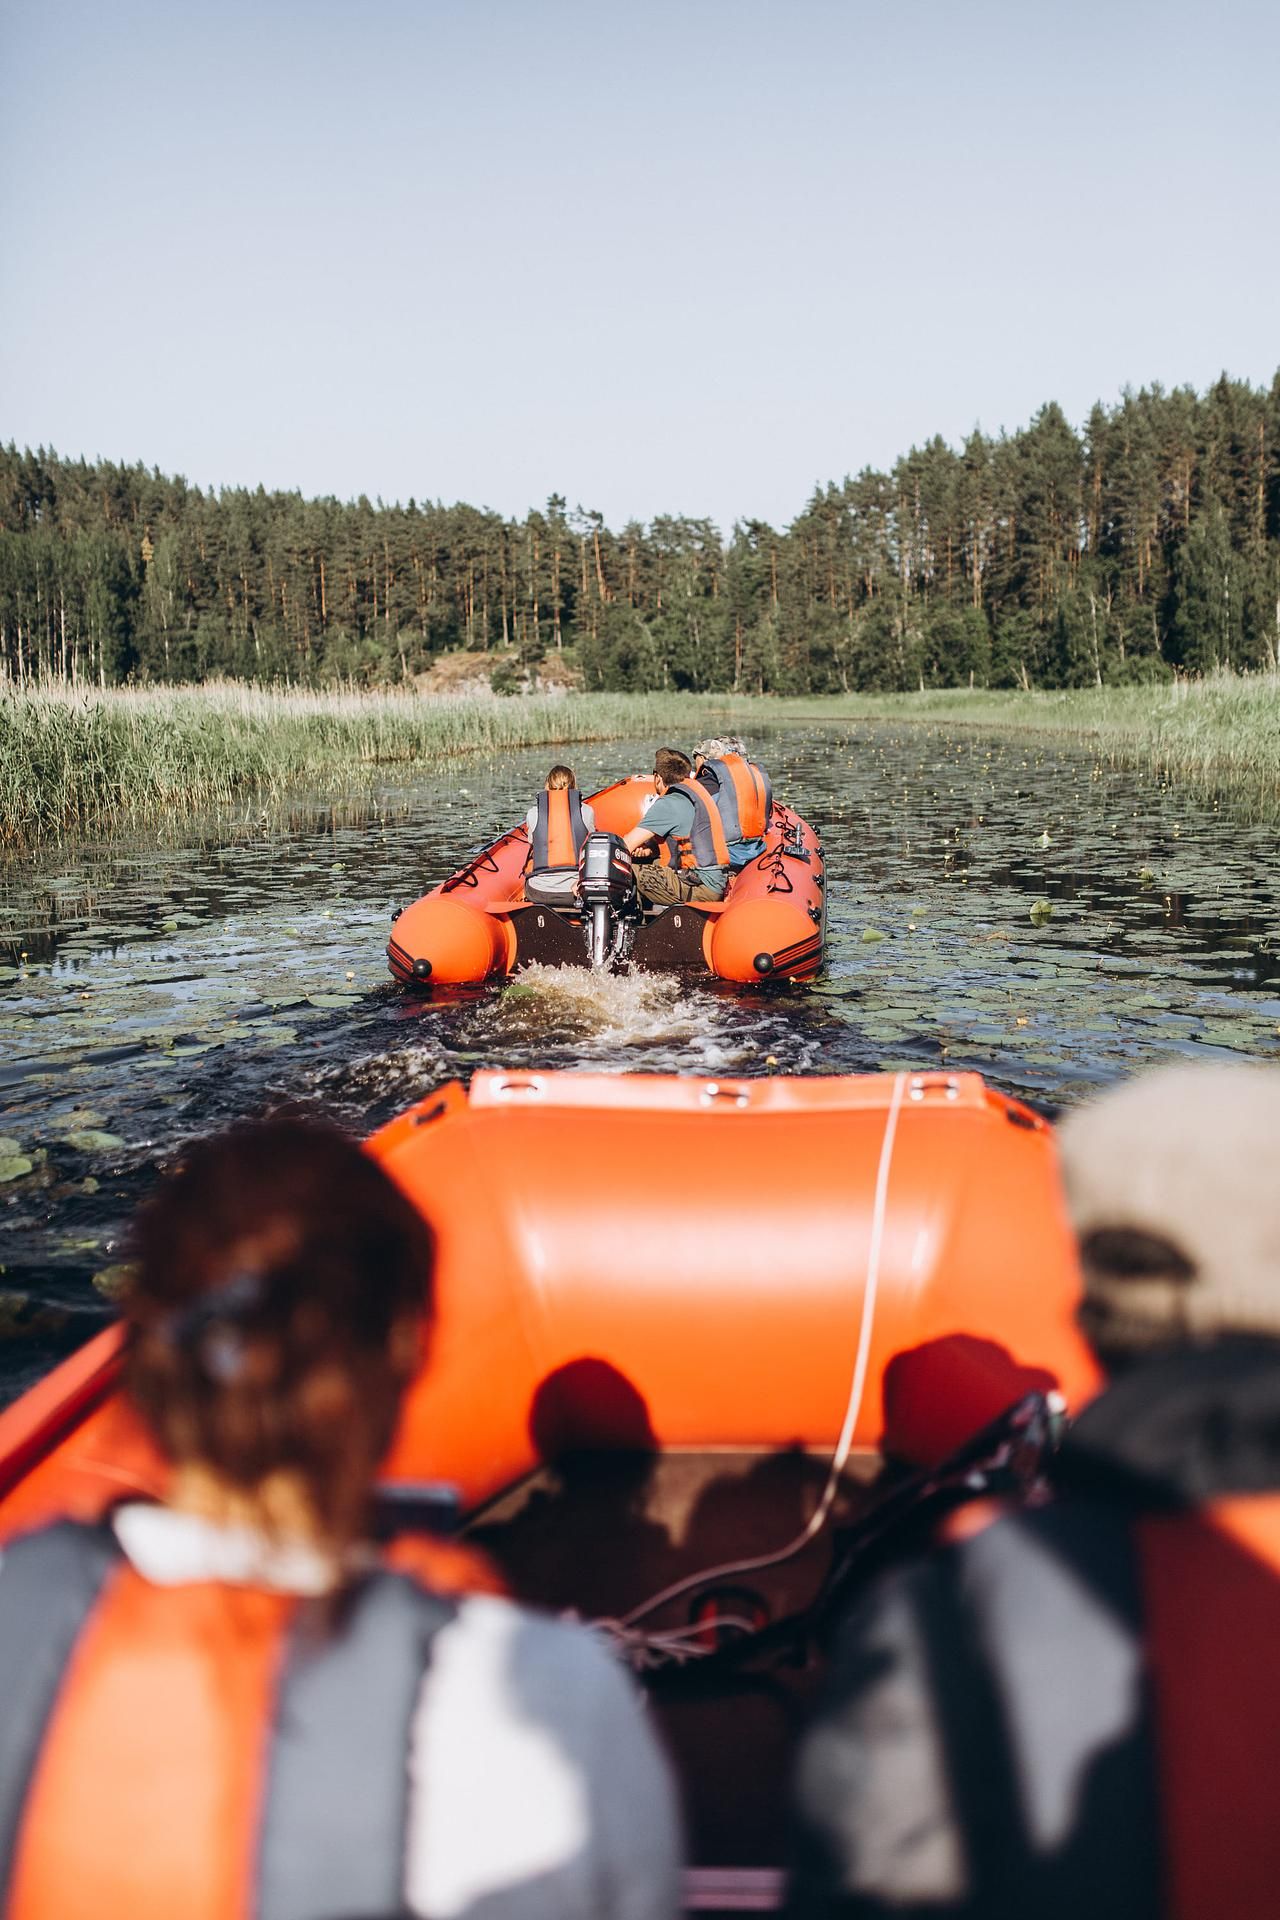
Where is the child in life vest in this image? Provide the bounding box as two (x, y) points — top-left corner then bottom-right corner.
(525, 764), (596, 903)
(0, 1118), (679, 1920)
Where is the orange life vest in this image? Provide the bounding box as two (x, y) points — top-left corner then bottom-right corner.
(530, 787), (588, 875)
(702, 754), (771, 843)
(1138, 1494), (1280, 1920)
(0, 1518), (459, 1920)
(658, 780), (732, 871)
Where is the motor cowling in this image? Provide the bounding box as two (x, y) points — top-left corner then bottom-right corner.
(576, 832), (639, 970)
(576, 832), (638, 911)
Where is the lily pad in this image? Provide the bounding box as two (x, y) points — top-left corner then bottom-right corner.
(92, 1262), (137, 1301)
(305, 993), (360, 1009)
(0, 1136), (22, 1157)
(0, 1157), (33, 1183)
(251, 1026), (298, 1049)
(1029, 900), (1054, 926)
(61, 1130), (126, 1152)
(860, 928), (887, 944)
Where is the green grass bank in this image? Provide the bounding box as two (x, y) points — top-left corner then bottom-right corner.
(4, 672), (1279, 848)
(0, 682), (748, 848)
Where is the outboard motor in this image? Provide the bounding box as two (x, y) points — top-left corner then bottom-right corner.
(576, 832), (639, 969)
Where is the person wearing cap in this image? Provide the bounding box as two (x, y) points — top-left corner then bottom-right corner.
(0, 1119), (680, 1920)
(787, 1061), (1280, 1920)
(692, 737), (774, 869)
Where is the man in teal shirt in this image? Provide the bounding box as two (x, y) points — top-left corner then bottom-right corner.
(624, 747), (731, 906)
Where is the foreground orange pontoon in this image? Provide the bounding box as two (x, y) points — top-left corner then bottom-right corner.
(387, 775), (825, 986)
(0, 1069), (1096, 1906)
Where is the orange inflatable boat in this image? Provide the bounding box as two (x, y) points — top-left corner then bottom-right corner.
(386, 775), (825, 986)
(0, 1069), (1099, 1899)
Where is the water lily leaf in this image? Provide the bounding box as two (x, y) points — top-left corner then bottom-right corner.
(1029, 900), (1053, 926)
(252, 1026), (298, 1049)
(0, 1157), (33, 1183)
(861, 927), (887, 944)
(305, 993), (359, 1009)
(0, 1136), (21, 1157)
(1194, 1023), (1249, 1051)
(92, 1262), (136, 1301)
(61, 1130), (126, 1152)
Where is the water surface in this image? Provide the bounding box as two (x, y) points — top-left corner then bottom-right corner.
(3, 724), (1278, 1401)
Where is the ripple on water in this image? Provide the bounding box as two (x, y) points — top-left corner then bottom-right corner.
(4, 725), (1280, 1404)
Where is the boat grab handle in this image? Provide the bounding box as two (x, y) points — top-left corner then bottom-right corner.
(700, 1083), (749, 1108)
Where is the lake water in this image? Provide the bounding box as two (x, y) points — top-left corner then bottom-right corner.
(2, 721), (1279, 1403)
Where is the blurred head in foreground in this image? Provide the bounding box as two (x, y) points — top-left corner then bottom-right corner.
(1057, 1061), (1280, 1369)
(126, 1118), (432, 1549)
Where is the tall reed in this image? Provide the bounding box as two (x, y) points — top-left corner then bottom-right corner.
(5, 672), (1278, 848)
(0, 681), (748, 847)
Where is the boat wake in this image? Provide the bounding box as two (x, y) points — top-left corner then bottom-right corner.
(471, 964), (750, 1068)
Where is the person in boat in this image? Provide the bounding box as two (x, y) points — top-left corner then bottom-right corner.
(624, 745), (732, 906)
(524, 762), (596, 904)
(692, 736), (774, 868)
(0, 1118), (680, 1920)
(787, 1060), (1280, 1920)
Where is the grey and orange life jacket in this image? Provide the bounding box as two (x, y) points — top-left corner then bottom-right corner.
(529, 788), (589, 879)
(1136, 1493), (1280, 1919)
(659, 780), (732, 872)
(701, 755), (773, 851)
(790, 1336), (1280, 1920)
(0, 1518), (455, 1920)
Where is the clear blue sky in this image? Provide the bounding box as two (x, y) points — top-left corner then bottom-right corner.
(2, 0), (1277, 533)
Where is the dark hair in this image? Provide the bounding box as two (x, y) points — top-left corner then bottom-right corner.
(546, 764), (577, 790)
(653, 747), (691, 786)
(126, 1119), (433, 1549)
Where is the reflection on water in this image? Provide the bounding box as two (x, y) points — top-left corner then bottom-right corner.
(2, 724), (1279, 1401)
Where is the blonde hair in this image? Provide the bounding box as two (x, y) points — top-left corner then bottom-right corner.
(546, 765), (577, 790)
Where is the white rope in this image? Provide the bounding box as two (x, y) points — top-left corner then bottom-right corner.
(610, 1072), (908, 1636)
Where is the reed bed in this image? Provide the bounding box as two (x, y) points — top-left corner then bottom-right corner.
(5, 672), (1279, 848)
(0, 682), (735, 848)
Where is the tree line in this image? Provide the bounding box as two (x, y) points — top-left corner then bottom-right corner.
(3, 371), (1278, 694)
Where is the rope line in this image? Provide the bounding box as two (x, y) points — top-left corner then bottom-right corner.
(609, 1072), (908, 1637)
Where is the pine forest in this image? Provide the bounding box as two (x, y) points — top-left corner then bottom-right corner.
(3, 373), (1279, 695)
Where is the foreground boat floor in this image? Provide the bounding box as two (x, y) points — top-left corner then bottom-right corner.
(467, 1447), (882, 1868)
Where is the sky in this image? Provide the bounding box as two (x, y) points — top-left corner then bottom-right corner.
(1, 0), (1277, 534)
